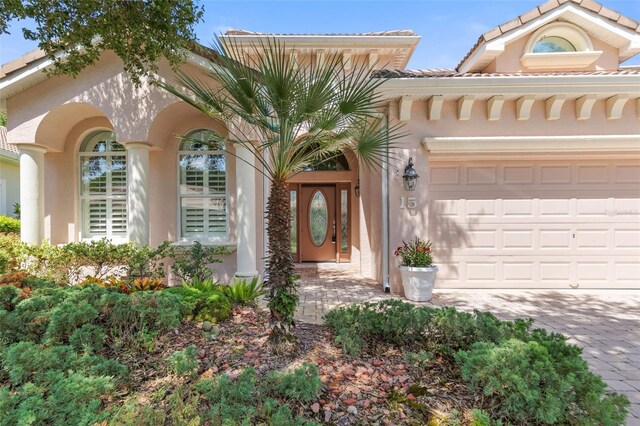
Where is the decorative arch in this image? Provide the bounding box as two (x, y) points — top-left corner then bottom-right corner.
(34, 102), (115, 152)
(146, 101), (227, 150)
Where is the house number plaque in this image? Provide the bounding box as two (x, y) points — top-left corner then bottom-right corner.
(400, 196), (417, 209)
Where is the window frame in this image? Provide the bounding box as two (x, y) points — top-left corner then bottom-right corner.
(78, 130), (128, 242)
(176, 129), (229, 243)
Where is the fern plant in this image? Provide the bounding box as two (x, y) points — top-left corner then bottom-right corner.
(182, 277), (219, 293)
(222, 277), (266, 306)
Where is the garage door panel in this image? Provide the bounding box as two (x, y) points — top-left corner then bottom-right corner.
(503, 262), (535, 282)
(428, 159), (640, 289)
(466, 262), (497, 281)
(576, 230), (609, 249)
(503, 230), (534, 249)
(614, 230), (640, 249)
(539, 230), (571, 249)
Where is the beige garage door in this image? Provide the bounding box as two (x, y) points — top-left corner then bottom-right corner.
(428, 158), (640, 289)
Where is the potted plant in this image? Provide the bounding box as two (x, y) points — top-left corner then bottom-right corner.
(395, 237), (438, 302)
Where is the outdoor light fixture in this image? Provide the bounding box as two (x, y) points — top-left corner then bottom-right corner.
(354, 179), (360, 197)
(402, 157), (419, 191)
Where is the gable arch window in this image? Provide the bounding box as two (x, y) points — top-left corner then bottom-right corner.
(178, 129), (228, 241)
(79, 131), (127, 240)
(302, 152), (350, 171)
(522, 22), (601, 69)
(532, 36), (577, 53)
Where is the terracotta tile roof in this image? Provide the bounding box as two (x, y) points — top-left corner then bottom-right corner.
(457, 0), (640, 70)
(373, 65), (640, 78)
(224, 29), (417, 37)
(0, 126), (18, 156)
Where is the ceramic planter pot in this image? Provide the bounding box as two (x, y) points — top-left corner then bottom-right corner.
(399, 265), (439, 302)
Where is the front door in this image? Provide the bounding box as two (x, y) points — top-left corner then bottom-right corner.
(299, 184), (336, 262)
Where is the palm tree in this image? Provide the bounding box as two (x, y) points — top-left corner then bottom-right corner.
(162, 39), (401, 343)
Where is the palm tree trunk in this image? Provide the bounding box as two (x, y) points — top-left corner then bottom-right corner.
(266, 179), (297, 343)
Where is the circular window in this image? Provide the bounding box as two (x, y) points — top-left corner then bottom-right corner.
(533, 36), (577, 53)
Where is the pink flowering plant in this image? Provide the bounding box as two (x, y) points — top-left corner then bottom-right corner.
(394, 237), (433, 267)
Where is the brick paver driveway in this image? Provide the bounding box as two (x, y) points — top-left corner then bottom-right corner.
(294, 267), (640, 424)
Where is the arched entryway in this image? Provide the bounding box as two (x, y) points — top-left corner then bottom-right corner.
(288, 151), (359, 263)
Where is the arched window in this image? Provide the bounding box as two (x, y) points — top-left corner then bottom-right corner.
(532, 36), (577, 53)
(79, 131), (127, 239)
(303, 152), (350, 171)
(522, 23), (600, 70)
(178, 129), (228, 240)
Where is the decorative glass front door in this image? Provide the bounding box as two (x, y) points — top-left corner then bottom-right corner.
(299, 185), (337, 262)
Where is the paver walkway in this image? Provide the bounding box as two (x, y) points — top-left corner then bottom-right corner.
(294, 266), (640, 424)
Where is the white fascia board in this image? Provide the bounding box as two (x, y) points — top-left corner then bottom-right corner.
(378, 74), (640, 99)
(221, 34), (420, 49)
(459, 3), (640, 72)
(0, 55), (58, 100)
(422, 134), (640, 154)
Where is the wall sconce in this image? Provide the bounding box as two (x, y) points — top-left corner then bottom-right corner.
(402, 157), (419, 191)
(354, 179), (360, 197)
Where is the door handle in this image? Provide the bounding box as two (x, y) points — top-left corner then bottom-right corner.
(331, 220), (336, 243)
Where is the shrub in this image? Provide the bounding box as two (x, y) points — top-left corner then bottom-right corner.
(0, 341), (127, 426)
(325, 300), (533, 356)
(69, 323), (107, 354)
(0, 215), (20, 233)
(222, 276), (266, 305)
(194, 366), (320, 426)
(456, 338), (629, 425)
(164, 282), (231, 323)
(264, 363), (322, 403)
(196, 367), (258, 424)
(170, 241), (229, 282)
(0, 250), (8, 275)
(169, 345), (200, 376)
(0, 233), (25, 273)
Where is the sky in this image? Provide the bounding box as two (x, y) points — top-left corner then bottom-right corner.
(1, 0), (640, 69)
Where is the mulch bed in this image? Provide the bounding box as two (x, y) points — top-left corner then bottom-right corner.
(112, 307), (479, 425)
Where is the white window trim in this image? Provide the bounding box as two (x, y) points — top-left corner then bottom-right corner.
(78, 132), (128, 242)
(176, 131), (230, 244)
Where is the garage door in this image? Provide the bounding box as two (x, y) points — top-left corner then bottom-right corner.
(428, 158), (640, 289)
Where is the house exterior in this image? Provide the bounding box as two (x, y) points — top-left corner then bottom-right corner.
(0, 0), (638, 293)
(0, 126), (20, 217)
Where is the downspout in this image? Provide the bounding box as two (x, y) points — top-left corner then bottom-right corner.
(381, 111), (390, 293)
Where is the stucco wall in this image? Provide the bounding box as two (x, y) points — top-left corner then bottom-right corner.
(486, 29), (620, 73)
(0, 158), (19, 216)
(386, 97), (640, 293)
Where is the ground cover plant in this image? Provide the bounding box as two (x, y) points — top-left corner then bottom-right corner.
(0, 237), (629, 425)
(325, 300), (630, 425)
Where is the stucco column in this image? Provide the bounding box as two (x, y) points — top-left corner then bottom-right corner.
(125, 142), (151, 246)
(235, 144), (258, 278)
(18, 145), (46, 244)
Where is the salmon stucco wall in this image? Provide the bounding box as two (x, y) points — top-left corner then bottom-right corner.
(386, 96), (640, 294)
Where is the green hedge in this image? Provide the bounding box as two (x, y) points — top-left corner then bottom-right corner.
(325, 300), (629, 425)
(0, 215), (20, 233)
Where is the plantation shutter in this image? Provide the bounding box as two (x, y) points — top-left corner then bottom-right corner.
(178, 130), (228, 240)
(80, 132), (127, 240)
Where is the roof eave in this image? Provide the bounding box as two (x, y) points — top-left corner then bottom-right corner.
(457, 2), (640, 73)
